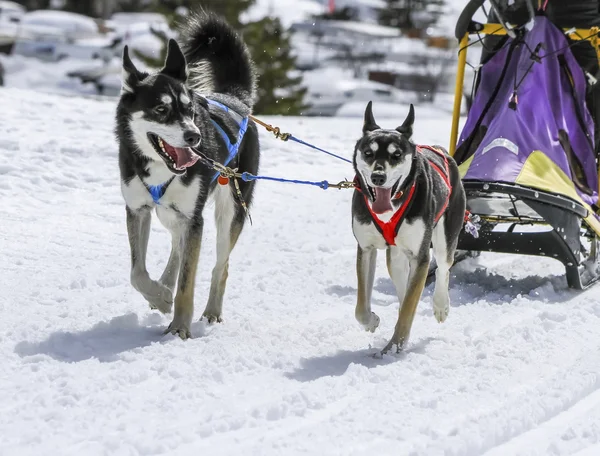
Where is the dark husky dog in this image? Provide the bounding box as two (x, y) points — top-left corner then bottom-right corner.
(351, 102), (466, 354)
(115, 11), (259, 339)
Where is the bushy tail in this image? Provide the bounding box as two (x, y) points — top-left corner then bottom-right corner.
(177, 10), (257, 108)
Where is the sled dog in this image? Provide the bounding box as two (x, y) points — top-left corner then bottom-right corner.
(351, 101), (466, 354)
(115, 11), (259, 339)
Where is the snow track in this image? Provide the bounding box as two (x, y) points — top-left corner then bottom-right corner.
(2, 88), (600, 455)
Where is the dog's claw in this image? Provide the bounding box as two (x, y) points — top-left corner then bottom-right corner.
(381, 337), (406, 356)
(201, 313), (223, 324)
(164, 319), (191, 340)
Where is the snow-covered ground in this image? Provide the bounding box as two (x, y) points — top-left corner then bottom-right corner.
(2, 87), (600, 455)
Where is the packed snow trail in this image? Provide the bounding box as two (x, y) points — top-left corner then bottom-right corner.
(2, 88), (600, 456)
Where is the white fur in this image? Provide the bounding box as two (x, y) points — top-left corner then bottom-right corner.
(353, 216), (426, 254)
(355, 153), (374, 188)
(180, 92), (191, 105)
(121, 176), (154, 211)
(384, 155), (412, 190)
(387, 144), (397, 154)
(355, 147), (412, 190)
(158, 177), (203, 220)
(129, 112), (193, 153)
(145, 161), (175, 186)
(121, 69), (133, 94)
(395, 218), (426, 254)
(128, 112), (201, 186)
(369, 142), (379, 152)
(188, 60), (215, 93)
(353, 217), (388, 250)
(387, 247), (409, 307)
(161, 95), (173, 104)
(431, 215), (451, 322)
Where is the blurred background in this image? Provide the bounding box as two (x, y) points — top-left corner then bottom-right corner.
(0, 0), (480, 116)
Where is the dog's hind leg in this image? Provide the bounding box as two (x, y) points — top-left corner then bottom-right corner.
(165, 219), (204, 339)
(201, 185), (241, 324)
(355, 244), (380, 332)
(431, 216), (452, 323)
(381, 248), (430, 355)
(126, 206), (173, 314)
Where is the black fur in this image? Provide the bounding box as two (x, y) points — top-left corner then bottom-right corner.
(177, 10), (257, 107)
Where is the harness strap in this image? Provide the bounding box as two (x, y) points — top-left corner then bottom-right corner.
(367, 184), (417, 246)
(206, 99), (249, 183)
(144, 177), (175, 205)
(418, 145), (452, 223)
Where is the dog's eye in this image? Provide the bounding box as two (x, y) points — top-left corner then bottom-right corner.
(154, 106), (168, 114)
(364, 150), (374, 158)
(392, 152), (402, 160)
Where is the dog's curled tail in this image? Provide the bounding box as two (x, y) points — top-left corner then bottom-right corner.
(177, 10), (257, 108)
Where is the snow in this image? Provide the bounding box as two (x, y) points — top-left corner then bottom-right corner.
(2, 86), (600, 455)
(18, 10), (100, 37)
(243, 0), (326, 27)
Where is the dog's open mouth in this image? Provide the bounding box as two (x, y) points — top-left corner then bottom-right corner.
(147, 133), (200, 174)
(368, 180), (401, 215)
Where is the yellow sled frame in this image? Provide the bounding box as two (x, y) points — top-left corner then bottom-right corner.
(449, 23), (600, 236)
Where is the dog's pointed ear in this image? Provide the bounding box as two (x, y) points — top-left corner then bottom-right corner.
(121, 45), (144, 94)
(161, 39), (187, 81)
(363, 101), (380, 134)
(396, 104), (415, 139)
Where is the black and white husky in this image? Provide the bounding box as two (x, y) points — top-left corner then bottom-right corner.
(115, 12), (260, 339)
(351, 102), (466, 354)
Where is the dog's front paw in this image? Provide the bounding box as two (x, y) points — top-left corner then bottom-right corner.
(164, 317), (192, 340)
(433, 300), (449, 323)
(380, 337), (405, 356)
(201, 311), (223, 324)
(142, 282), (173, 314)
(362, 312), (380, 333)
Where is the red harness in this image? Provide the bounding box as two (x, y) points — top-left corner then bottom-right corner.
(355, 145), (452, 246)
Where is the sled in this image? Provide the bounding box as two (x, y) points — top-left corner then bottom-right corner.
(445, 0), (600, 289)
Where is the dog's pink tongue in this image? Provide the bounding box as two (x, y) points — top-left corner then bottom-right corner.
(163, 143), (200, 170)
(372, 187), (394, 214)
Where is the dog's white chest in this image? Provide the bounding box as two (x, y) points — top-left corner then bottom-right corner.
(353, 217), (388, 250)
(353, 216), (426, 255)
(158, 177), (202, 219)
(121, 174), (202, 224)
(121, 176), (154, 210)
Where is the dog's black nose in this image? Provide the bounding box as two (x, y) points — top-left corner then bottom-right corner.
(371, 173), (386, 186)
(184, 130), (201, 146)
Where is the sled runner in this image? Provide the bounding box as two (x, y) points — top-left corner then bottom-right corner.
(446, 0), (600, 289)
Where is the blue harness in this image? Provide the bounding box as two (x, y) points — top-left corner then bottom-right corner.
(144, 99), (249, 204)
(206, 99), (249, 183)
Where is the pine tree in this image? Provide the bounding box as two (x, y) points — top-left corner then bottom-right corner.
(242, 16), (308, 115)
